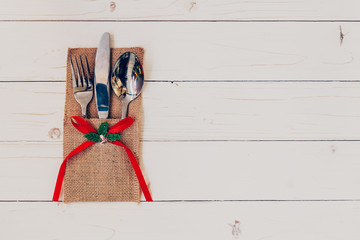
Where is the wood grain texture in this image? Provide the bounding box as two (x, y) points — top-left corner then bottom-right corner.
(1, 141), (359, 200)
(1, 82), (360, 141)
(0, 22), (359, 81)
(0, 0), (359, 21)
(1, 202), (360, 240)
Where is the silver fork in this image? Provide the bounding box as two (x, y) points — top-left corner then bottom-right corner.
(70, 56), (93, 118)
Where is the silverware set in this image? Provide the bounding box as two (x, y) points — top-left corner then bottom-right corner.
(70, 32), (144, 119)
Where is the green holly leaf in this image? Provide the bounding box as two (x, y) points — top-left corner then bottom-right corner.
(84, 132), (101, 142)
(98, 122), (108, 136)
(107, 133), (121, 142)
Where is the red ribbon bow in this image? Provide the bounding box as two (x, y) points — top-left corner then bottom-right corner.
(53, 116), (153, 202)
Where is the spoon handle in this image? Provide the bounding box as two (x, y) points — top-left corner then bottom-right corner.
(121, 100), (130, 119)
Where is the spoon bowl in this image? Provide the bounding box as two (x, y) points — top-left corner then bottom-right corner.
(111, 52), (144, 119)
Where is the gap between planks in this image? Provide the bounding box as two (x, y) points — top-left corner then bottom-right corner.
(1, 199), (360, 203)
(2, 20), (360, 23)
(1, 80), (360, 83)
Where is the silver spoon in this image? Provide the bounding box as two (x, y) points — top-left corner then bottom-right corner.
(111, 52), (144, 119)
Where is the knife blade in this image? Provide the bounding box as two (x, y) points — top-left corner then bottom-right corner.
(94, 32), (111, 119)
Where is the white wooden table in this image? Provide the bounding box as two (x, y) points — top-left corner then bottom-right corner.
(1, 1), (360, 239)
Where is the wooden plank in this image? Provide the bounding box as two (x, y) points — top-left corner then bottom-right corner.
(0, 22), (359, 81)
(0, 201), (360, 240)
(2, 82), (360, 141)
(0, 0), (359, 21)
(1, 141), (359, 200)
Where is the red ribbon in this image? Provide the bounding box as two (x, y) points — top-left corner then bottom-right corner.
(53, 116), (153, 202)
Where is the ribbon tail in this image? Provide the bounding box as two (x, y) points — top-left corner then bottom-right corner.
(52, 140), (95, 201)
(112, 141), (153, 202)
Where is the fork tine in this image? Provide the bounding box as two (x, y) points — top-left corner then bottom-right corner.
(84, 56), (92, 87)
(69, 56), (78, 88)
(79, 56), (88, 87)
(74, 56), (83, 87)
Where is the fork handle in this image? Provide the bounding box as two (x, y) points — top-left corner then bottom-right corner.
(81, 105), (87, 118)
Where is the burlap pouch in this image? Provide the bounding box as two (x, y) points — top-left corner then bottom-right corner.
(62, 47), (144, 202)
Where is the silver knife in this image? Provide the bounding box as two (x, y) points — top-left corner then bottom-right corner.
(94, 32), (111, 119)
